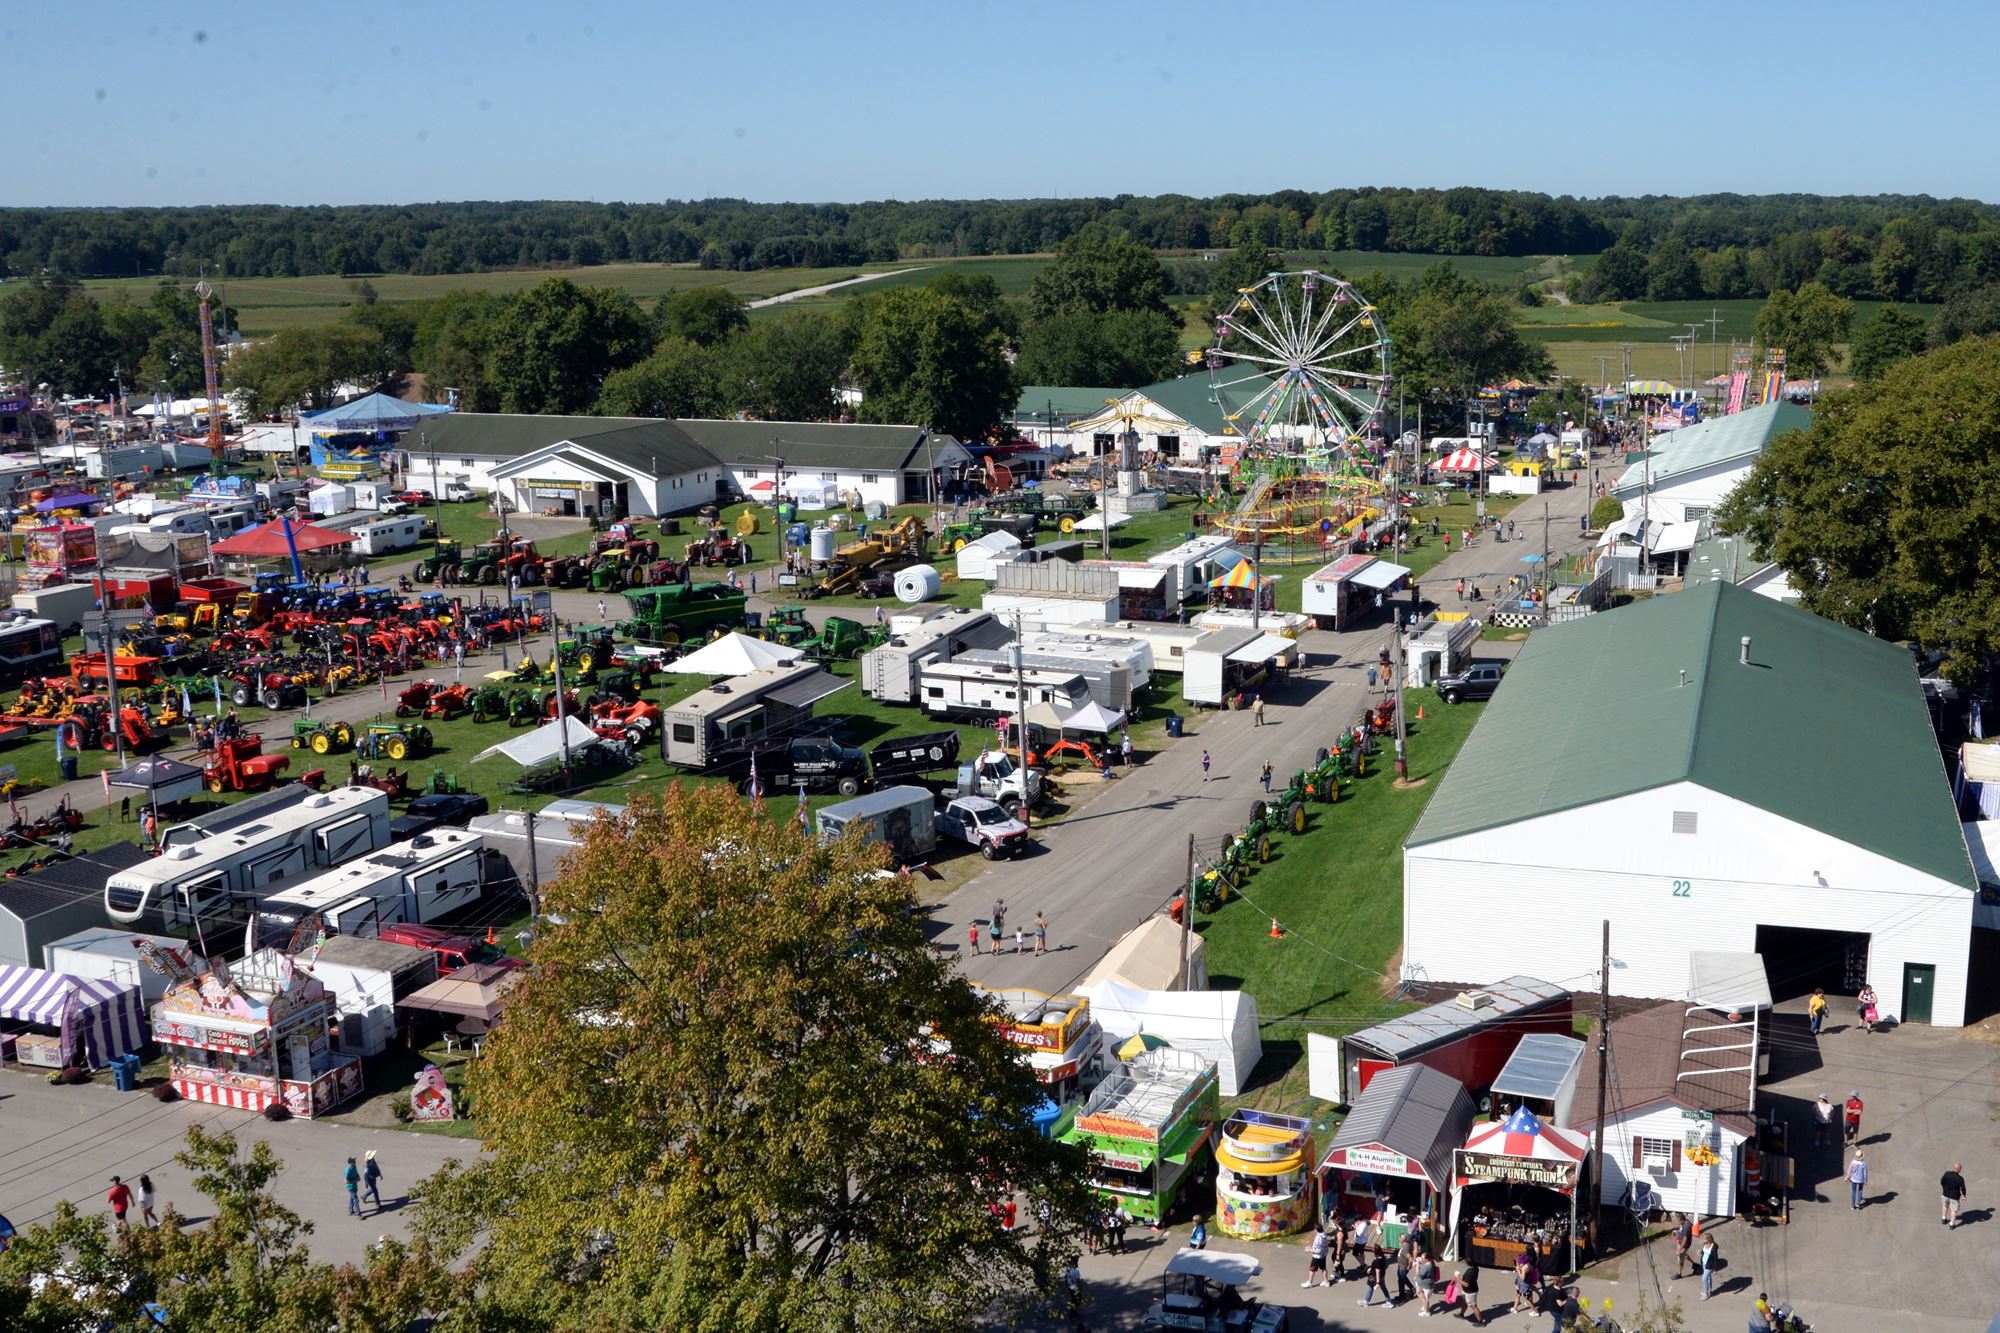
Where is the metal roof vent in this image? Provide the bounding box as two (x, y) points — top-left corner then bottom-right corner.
(1673, 810), (1699, 835)
(1740, 635), (1752, 666)
(1454, 990), (1494, 1011)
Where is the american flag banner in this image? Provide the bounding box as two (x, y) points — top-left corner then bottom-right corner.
(748, 752), (762, 800)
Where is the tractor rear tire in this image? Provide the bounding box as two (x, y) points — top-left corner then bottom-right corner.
(259, 689), (282, 710)
(1248, 799), (1267, 824)
(1289, 803), (1306, 834)
(1257, 835), (1272, 863)
(1315, 747), (1329, 765)
(230, 684), (252, 708)
(1059, 517), (1076, 534)
(334, 724), (353, 745)
(952, 537), (967, 552)
(386, 738), (408, 760)
(312, 733), (331, 755)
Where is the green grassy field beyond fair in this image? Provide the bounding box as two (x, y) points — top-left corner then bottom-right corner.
(1199, 684), (1485, 1114)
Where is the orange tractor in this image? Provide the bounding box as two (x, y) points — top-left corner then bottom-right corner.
(204, 735), (292, 793)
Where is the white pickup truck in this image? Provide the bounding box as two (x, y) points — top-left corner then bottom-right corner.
(935, 796), (1030, 860)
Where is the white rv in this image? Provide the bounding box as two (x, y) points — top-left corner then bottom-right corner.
(249, 828), (488, 946)
(949, 648), (1135, 713)
(105, 787), (392, 931)
(918, 661), (1090, 720)
(859, 608), (1012, 703)
(355, 513), (424, 555)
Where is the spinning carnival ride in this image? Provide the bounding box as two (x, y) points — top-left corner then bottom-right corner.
(1203, 270), (1398, 545)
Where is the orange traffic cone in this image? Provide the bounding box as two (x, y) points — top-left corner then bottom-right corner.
(1417, 704), (1425, 721)
(485, 923), (497, 946)
(1269, 917), (1284, 939)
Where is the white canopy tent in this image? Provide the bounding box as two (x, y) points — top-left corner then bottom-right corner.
(472, 715), (600, 766)
(1062, 700), (1127, 734)
(1080, 915), (1206, 991)
(665, 631), (805, 676)
(1077, 979), (1262, 1097)
(1070, 511), (1134, 532)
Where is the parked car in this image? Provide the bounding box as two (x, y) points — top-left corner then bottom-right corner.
(1436, 662), (1506, 705)
(398, 489), (435, 506)
(375, 922), (524, 974)
(389, 791), (492, 842)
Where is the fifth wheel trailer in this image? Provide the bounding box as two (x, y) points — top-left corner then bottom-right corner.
(860, 607), (1013, 703)
(249, 828), (489, 945)
(661, 662), (850, 768)
(918, 660), (1091, 720)
(949, 648), (1135, 713)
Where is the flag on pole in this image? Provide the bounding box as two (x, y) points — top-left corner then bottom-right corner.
(212, 676), (223, 717)
(748, 752), (762, 800)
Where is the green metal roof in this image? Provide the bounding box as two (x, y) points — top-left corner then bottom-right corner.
(1407, 581), (1974, 890)
(412, 413), (664, 460)
(1013, 386), (1124, 424)
(674, 419), (954, 473)
(1684, 523), (1778, 592)
(1611, 401), (1812, 495)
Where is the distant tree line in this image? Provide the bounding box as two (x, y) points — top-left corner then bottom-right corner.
(7, 190), (1998, 288)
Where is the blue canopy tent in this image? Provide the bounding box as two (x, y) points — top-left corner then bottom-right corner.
(35, 491), (101, 512)
(301, 392), (453, 436)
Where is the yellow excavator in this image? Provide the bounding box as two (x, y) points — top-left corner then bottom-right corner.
(808, 515), (928, 598)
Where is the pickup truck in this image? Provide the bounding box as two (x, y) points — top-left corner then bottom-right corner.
(1436, 661), (1505, 705)
(935, 795), (1030, 860)
(937, 749), (1044, 815)
(442, 480), (477, 503)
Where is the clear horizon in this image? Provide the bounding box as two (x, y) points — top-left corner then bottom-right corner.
(12, 0), (1992, 209)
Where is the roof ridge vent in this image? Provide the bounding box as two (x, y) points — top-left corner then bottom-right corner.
(1454, 989), (1493, 1011)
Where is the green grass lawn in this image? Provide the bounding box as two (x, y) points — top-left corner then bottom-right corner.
(1198, 685), (1486, 1114)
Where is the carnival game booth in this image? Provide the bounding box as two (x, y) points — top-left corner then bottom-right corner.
(1215, 1109), (1317, 1240)
(151, 948), (362, 1118)
(0, 965), (146, 1070)
(978, 986), (1106, 1108)
(1318, 1063), (1475, 1253)
(1450, 1106), (1591, 1274)
(1063, 1048), (1220, 1226)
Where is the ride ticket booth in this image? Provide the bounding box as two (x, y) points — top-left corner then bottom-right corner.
(1449, 1107), (1591, 1274)
(1215, 1109), (1317, 1240)
(1317, 1063), (1474, 1253)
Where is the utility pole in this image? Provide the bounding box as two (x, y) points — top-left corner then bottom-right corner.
(426, 430), (443, 540)
(1706, 308), (1724, 387)
(1010, 610), (1030, 834)
(548, 611), (573, 784)
(524, 806), (541, 922)
(1589, 918), (1611, 1247)
(100, 608), (126, 769)
(1180, 833), (1196, 989)
(1392, 611), (1408, 778)
(1684, 323), (1703, 395)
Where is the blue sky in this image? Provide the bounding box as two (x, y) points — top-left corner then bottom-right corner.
(13, 0), (1992, 206)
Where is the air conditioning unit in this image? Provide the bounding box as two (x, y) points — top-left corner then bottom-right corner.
(1454, 990), (1494, 1011)
(1646, 1161), (1670, 1178)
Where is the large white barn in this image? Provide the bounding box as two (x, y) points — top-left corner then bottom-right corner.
(1403, 580), (1978, 1027)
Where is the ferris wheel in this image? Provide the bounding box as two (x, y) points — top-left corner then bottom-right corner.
(1204, 270), (1392, 458)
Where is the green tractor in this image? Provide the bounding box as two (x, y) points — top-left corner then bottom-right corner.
(290, 719), (355, 756)
(468, 684), (511, 722)
(557, 628), (616, 681)
(465, 542), (505, 585)
(760, 605), (813, 647)
(935, 520), (983, 553)
(360, 721), (435, 762)
(506, 689), (543, 727)
(588, 669), (642, 707)
(802, 615), (878, 662)
(416, 539), (462, 582)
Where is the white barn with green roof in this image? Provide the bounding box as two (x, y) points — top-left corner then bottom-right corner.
(1403, 581), (1977, 1027)
(1605, 402), (1811, 563)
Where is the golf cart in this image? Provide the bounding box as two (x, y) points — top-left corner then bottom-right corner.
(1144, 1249), (1286, 1332)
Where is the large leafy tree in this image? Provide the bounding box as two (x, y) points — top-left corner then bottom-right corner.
(1387, 262), (1554, 410)
(1847, 303), (1929, 381)
(416, 784), (1091, 1331)
(38, 296), (118, 396)
(412, 289), (508, 410)
(721, 309), (855, 421)
(849, 286), (1016, 438)
(1014, 308), (1182, 389)
(0, 1126), (452, 1331)
(486, 277), (652, 414)
(658, 285), (749, 347)
(1195, 241), (1281, 326)
(597, 335), (727, 418)
(1715, 336), (2000, 680)
(225, 322), (386, 416)
(1753, 282), (1853, 378)
(1027, 226), (1171, 320)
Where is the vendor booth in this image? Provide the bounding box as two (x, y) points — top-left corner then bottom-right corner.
(152, 948), (362, 1117)
(0, 964), (146, 1069)
(1318, 1063), (1474, 1253)
(1450, 1106), (1590, 1273)
(1208, 560), (1276, 614)
(1063, 1048), (1220, 1225)
(1301, 554), (1412, 631)
(1215, 1109), (1317, 1240)
(978, 986), (1106, 1107)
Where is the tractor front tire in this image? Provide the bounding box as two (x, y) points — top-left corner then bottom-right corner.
(208, 777), (226, 794)
(1257, 835), (1272, 863)
(1289, 803), (1306, 834)
(291, 736), (305, 750)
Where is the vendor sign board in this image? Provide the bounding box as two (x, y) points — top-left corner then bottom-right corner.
(1457, 1150), (1578, 1190)
(1330, 1144), (1412, 1177)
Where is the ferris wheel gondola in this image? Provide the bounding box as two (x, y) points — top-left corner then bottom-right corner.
(1205, 270), (1392, 461)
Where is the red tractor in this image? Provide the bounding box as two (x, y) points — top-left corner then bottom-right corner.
(205, 736), (292, 793)
(396, 680), (440, 717)
(591, 698), (661, 744)
(424, 684), (470, 720)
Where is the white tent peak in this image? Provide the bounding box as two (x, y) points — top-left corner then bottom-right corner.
(666, 632), (804, 676)
(473, 715), (599, 766)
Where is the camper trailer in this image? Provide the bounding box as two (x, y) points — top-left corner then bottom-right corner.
(918, 660), (1091, 720)
(249, 828), (488, 946)
(468, 799), (625, 892)
(661, 662), (850, 769)
(355, 513), (424, 556)
(1071, 620), (1205, 675)
(949, 648), (1135, 713)
(0, 617), (63, 679)
(105, 787), (392, 931)
(1147, 535), (1247, 610)
(859, 607), (1012, 703)
(1019, 630), (1155, 689)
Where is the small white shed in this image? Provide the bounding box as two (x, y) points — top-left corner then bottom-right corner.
(955, 531), (1023, 582)
(304, 934), (439, 1057)
(44, 927), (192, 1004)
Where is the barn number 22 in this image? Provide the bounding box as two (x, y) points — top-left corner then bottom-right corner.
(1671, 880), (1692, 898)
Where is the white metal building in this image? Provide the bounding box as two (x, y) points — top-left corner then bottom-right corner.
(1604, 401), (1811, 561)
(1403, 580), (1978, 1027)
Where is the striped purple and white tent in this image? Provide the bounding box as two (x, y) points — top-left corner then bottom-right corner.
(0, 965), (145, 1069)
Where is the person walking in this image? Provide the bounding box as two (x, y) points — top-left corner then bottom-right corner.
(1260, 760), (1273, 793)
(1200, 750), (1211, 782)
(1033, 911), (1048, 956)
(1414, 1250), (1438, 1317)
(1189, 1214), (1208, 1250)
(1942, 1162), (1967, 1228)
(343, 1157), (362, 1216)
(1671, 1213), (1693, 1277)
(1121, 732), (1133, 768)
(1252, 695), (1265, 727)
(105, 1176), (132, 1231)
(1358, 1244), (1390, 1308)
(1394, 1236), (1415, 1305)
(1808, 987), (1828, 1036)
(362, 1150), (384, 1213)
(1511, 1255), (1536, 1312)
(596, 597), (606, 621)
(1301, 1225), (1330, 1288)
(1455, 578), (1465, 604)
(1844, 1090), (1864, 1145)
(137, 1174), (158, 1228)
(1857, 984), (1879, 1033)
(1697, 1233), (1720, 1300)
(1848, 1150), (1870, 1210)
(1814, 1094), (1836, 1147)
(873, 604), (884, 626)
(1457, 1261), (1483, 1324)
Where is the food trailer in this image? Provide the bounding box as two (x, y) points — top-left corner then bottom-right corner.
(1214, 1109), (1317, 1240)
(1317, 1063), (1475, 1253)
(151, 948), (362, 1118)
(979, 985), (1105, 1109)
(1065, 1048), (1219, 1225)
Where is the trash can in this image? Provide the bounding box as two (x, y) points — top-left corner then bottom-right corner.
(112, 1053), (140, 1092)
(1165, 714), (1184, 739)
(59, 753), (78, 782)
